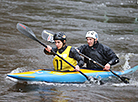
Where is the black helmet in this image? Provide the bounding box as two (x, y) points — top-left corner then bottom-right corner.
(53, 32), (66, 41)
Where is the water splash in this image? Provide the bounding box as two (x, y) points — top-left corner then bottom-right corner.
(134, 18), (138, 24)
(112, 80), (138, 87)
(119, 53), (136, 70)
(122, 53), (132, 70)
(10, 67), (29, 73)
(103, 11), (109, 23)
(6, 76), (18, 82)
(84, 76), (103, 85)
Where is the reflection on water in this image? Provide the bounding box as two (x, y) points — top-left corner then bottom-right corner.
(4, 80), (138, 102)
(0, 0), (138, 101)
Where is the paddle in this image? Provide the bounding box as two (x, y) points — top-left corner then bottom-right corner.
(77, 52), (130, 84)
(42, 30), (130, 84)
(16, 23), (103, 84)
(41, 30), (105, 85)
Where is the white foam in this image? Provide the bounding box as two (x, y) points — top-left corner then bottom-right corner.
(112, 81), (138, 87)
(119, 53), (138, 70)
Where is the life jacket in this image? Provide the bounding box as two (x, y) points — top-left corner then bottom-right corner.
(53, 46), (77, 71)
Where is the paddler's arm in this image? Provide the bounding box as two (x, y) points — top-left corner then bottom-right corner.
(103, 46), (119, 71)
(44, 45), (57, 55)
(69, 47), (84, 71)
(77, 45), (88, 63)
(104, 58), (119, 71)
(77, 44), (87, 53)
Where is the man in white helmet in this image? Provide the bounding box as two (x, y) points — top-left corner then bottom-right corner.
(77, 30), (119, 71)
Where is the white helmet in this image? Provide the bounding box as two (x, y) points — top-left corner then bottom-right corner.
(85, 31), (98, 40)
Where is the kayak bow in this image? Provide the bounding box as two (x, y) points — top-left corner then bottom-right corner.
(7, 65), (138, 83)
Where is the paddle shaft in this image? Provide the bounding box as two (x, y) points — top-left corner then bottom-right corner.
(52, 52), (89, 80)
(78, 51), (129, 83)
(35, 40), (89, 80)
(34, 38), (90, 80)
(41, 29), (130, 83)
(17, 23), (90, 81)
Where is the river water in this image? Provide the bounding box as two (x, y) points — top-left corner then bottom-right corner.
(0, 0), (138, 101)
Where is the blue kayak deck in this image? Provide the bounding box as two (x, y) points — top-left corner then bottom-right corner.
(7, 65), (138, 83)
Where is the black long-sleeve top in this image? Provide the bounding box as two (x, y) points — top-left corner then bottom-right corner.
(78, 41), (119, 70)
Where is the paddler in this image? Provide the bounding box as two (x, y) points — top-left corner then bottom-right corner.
(77, 30), (119, 71)
(44, 32), (84, 71)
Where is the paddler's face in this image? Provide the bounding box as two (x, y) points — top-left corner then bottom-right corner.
(86, 37), (95, 47)
(55, 40), (63, 49)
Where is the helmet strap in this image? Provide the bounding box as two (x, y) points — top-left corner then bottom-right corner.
(94, 39), (97, 45)
(61, 40), (66, 48)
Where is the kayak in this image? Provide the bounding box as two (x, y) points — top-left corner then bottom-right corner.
(7, 65), (138, 83)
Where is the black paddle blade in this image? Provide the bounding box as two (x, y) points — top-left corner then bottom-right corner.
(16, 23), (36, 40)
(120, 77), (130, 84)
(109, 69), (130, 84)
(42, 30), (54, 43)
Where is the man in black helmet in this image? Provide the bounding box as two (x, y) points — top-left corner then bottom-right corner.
(44, 32), (84, 71)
